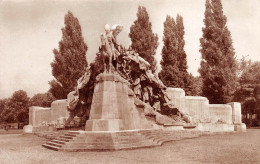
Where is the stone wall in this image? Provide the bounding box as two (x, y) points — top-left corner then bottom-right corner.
(227, 102), (242, 124)
(196, 123), (234, 132)
(185, 96), (211, 123)
(209, 104), (232, 124)
(166, 88), (186, 111)
(29, 107), (51, 127)
(28, 99), (69, 127)
(50, 99), (69, 122)
(166, 87), (243, 128)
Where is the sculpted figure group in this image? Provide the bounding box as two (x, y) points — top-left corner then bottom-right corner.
(65, 24), (190, 127)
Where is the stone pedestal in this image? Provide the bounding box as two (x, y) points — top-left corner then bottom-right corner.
(227, 102), (242, 125)
(234, 123), (246, 132)
(85, 72), (152, 131)
(23, 125), (33, 133)
(166, 88), (186, 111)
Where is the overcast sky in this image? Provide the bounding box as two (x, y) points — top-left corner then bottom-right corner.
(0, 0), (259, 99)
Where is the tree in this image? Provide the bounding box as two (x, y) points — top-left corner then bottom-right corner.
(129, 6), (159, 72)
(159, 15), (194, 95)
(233, 58), (260, 125)
(199, 0), (237, 104)
(0, 98), (12, 123)
(30, 92), (56, 107)
(191, 75), (203, 96)
(9, 90), (30, 123)
(50, 11), (88, 99)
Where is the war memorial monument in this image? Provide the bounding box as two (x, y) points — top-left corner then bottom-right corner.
(23, 24), (246, 151)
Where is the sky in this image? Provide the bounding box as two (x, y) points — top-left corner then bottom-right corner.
(0, 0), (259, 99)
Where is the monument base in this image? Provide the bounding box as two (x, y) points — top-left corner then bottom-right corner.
(42, 129), (207, 151)
(234, 123), (246, 132)
(85, 72), (153, 131)
(196, 123), (235, 132)
(85, 119), (123, 131)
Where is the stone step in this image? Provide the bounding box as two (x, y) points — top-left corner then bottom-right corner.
(62, 141), (157, 151)
(64, 133), (78, 137)
(61, 146), (116, 152)
(46, 141), (63, 148)
(42, 129), (210, 151)
(139, 130), (162, 135)
(59, 135), (74, 140)
(66, 139), (154, 146)
(51, 139), (67, 145)
(42, 143), (60, 151)
(68, 131), (82, 135)
(115, 142), (156, 150)
(64, 144), (116, 150)
(54, 137), (71, 142)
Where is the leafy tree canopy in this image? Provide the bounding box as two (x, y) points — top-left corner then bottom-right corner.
(129, 6), (159, 73)
(50, 11), (88, 99)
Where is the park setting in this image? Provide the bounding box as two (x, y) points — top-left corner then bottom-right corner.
(0, 0), (259, 163)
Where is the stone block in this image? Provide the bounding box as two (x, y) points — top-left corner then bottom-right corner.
(209, 104), (232, 124)
(166, 88), (186, 112)
(50, 99), (69, 122)
(86, 119), (123, 131)
(185, 96), (210, 123)
(196, 123), (234, 132)
(227, 102), (242, 125)
(29, 106), (51, 126)
(234, 123), (246, 132)
(23, 125), (33, 133)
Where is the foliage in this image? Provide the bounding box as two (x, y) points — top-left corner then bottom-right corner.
(194, 76), (203, 96)
(233, 58), (260, 122)
(187, 74), (203, 96)
(199, 0), (237, 103)
(129, 6), (159, 73)
(159, 15), (196, 95)
(50, 11), (88, 99)
(29, 92), (56, 107)
(0, 98), (12, 123)
(0, 90), (30, 123)
(10, 90), (30, 123)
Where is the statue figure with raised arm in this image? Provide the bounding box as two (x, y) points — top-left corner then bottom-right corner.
(100, 24), (113, 72)
(100, 24), (124, 72)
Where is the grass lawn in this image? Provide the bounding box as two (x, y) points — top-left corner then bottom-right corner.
(0, 129), (259, 164)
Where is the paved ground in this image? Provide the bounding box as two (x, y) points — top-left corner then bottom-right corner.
(0, 129), (259, 164)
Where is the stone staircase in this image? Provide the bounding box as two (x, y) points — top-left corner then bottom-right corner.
(42, 129), (209, 151)
(42, 131), (78, 151)
(42, 130), (158, 151)
(139, 129), (204, 145)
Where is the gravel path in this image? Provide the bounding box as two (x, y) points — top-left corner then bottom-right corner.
(0, 129), (259, 164)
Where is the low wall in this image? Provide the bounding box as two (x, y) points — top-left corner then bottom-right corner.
(227, 102), (242, 125)
(166, 88), (186, 112)
(29, 99), (69, 127)
(166, 88), (211, 123)
(29, 106), (51, 126)
(165, 87), (244, 131)
(185, 96), (211, 123)
(209, 104), (232, 124)
(196, 123), (234, 132)
(50, 99), (69, 123)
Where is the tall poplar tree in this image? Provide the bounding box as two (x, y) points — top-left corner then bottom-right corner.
(199, 0), (237, 103)
(50, 11), (88, 99)
(129, 6), (159, 72)
(159, 15), (193, 95)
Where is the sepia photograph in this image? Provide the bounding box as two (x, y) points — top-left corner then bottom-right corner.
(0, 0), (259, 163)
